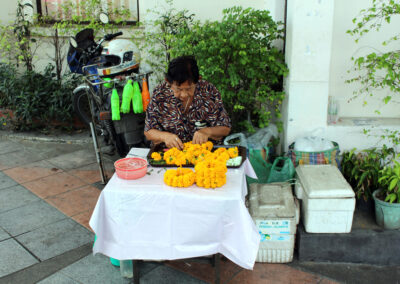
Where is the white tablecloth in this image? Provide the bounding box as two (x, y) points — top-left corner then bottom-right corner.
(89, 148), (260, 269)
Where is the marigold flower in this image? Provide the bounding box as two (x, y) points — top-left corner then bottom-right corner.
(227, 147), (239, 158)
(151, 152), (162, 161)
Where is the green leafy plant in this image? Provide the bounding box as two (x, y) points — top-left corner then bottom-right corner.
(0, 1), (39, 71)
(342, 146), (395, 201)
(169, 6), (288, 133)
(138, 0), (194, 83)
(346, 0), (400, 108)
(0, 63), (78, 130)
(378, 157), (400, 203)
(0, 0), (134, 131)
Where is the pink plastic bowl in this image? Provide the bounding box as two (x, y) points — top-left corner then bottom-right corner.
(114, 157), (148, 180)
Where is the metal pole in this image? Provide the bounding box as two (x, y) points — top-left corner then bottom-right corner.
(90, 122), (107, 184)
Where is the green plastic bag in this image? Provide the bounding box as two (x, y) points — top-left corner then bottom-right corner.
(111, 88), (121, 121)
(246, 148), (271, 185)
(121, 80), (133, 114)
(267, 157), (295, 183)
(132, 81), (143, 114)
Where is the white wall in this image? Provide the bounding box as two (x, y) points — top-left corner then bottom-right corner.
(0, 2), (16, 24)
(282, 0), (334, 150)
(283, 0), (400, 152)
(139, 0), (284, 22)
(329, 0), (400, 118)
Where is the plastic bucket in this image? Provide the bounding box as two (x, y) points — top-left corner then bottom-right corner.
(372, 190), (400, 229)
(110, 257), (120, 267)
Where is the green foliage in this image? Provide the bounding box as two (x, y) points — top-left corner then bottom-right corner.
(362, 127), (400, 155)
(138, 0), (194, 83)
(0, 0), (134, 131)
(346, 0), (400, 105)
(168, 6), (288, 133)
(378, 157), (400, 203)
(0, 63), (78, 130)
(0, 1), (39, 71)
(342, 146), (395, 201)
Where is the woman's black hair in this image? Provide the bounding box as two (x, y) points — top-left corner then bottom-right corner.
(166, 55), (199, 85)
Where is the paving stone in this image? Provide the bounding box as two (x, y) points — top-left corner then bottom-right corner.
(165, 257), (242, 284)
(46, 185), (100, 217)
(27, 141), (91, 160)
(0, 238), (39, 278)
(0, 200), (67, 236)
(140, 265), (207, 284)
(0, 150), (43, 171)
(16, 218), (94, 261)
(71, 210), (94, 232)
(46, 149), (97, 170)
(57, 254), (132, 284)
(3, 160), (63, 184)
(0, 226), (10, 241)
(0, 140), (23, 155)
(0, 171), (18, 190)
(0, 185), (39, 213)
(67, 162), (115, 184)
(229, 263), (325, 284)
(37, 272), (80, 284)
(289, 260), (399, 284)
(23, 172), (86, 199)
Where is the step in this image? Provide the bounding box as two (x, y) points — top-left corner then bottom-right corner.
(296, 208), (400, 265)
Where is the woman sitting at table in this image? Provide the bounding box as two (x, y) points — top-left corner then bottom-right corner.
(144, 55), (231, 150)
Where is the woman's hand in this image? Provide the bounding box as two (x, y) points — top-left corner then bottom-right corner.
(192, 128), (210, 145)
(164, 133), (184, 150)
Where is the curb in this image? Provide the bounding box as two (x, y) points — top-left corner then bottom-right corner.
(0, 130), (92, 145)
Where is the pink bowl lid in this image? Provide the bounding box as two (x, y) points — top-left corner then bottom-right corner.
(114, 157), (147, 171)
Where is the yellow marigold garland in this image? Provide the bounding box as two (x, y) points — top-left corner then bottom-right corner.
(162, 142), (239, 189)
(164, 167), (196, 187)
(195, 158), (228, 188)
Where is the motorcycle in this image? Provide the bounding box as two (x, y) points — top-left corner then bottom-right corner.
(67, 13), (151, 157)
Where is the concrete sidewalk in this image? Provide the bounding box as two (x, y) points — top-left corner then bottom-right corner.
(0, 130), (398, 284)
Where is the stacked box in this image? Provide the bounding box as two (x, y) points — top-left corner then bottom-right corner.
(249, 182), (299, 263)
(295, 165), (355, 233)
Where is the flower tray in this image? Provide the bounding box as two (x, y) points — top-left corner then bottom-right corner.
(147, 144), (247, 168)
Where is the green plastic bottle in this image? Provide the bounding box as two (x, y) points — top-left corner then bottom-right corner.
(111, 88), (121, 120)
(132, 81), (143, 114)
(121, 80), (133, 114)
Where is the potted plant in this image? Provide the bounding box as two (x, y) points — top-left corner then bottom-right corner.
(373, 158), (400, 229)
(341, 146), (395, 212)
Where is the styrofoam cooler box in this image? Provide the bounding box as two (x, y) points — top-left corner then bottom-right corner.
(249, 182), (299, 263)
(295, 165), (355, 233)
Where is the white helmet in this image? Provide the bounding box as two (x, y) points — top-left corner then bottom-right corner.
(97, 39), (140, 76)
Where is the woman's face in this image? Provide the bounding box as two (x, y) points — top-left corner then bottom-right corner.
(170, 80), (196, 101)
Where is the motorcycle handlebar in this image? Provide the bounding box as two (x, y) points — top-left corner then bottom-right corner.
(104, 32), (123, 41)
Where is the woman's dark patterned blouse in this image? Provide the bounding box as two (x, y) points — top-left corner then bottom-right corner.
(144, 80), (231, 143)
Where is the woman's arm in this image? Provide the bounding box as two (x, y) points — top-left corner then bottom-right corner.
(144, 129), (184, 150)
(192, 126), (231, 145)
